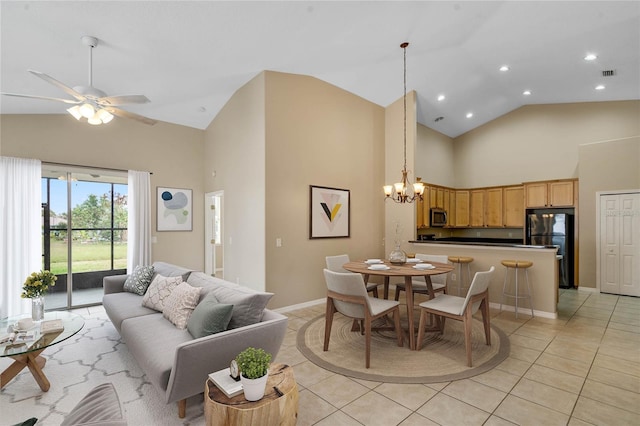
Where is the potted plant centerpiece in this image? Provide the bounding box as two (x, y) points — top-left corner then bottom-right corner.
(235, 347), (272, 401)
(21, 270), (57, 321)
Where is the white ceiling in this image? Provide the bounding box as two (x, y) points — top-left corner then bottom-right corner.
(1, 1), (639, 138)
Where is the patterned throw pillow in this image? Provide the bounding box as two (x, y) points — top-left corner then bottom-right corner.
(163, 282), (201, 329)
(142, 274), (183, 312)
(123, 265), (155, 295)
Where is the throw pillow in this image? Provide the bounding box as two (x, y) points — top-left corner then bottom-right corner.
(123, 265), (155, 296)
(163, 282), (201, 329)
(142, 274), (183, 312)
(187, 293), (234, 339)
(205, 281), (274, 329)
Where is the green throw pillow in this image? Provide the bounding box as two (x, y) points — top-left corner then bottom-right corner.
(123, 265), (155, 295)
(187, 293), (234, 338)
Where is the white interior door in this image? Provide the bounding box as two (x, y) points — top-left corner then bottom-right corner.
(600, 192), (640, 296)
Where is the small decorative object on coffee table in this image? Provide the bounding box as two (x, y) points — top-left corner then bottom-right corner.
(21, 270), (57, 321)
(236, 347), (271, 401)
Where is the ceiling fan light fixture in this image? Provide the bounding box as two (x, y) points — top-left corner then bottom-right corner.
(87, 114), (102, 125)
(96, 108), (114, 123)
(67, 105), (83, 120)
(79, 103), (95, 118)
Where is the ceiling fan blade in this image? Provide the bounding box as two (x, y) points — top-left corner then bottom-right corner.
(105, 107), (157, 126)
(0, 92), (82, 104)
(97, 94), (150, 106)
(28, 69), (85, 101)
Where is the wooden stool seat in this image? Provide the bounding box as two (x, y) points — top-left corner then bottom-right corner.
(500, 259), (534, 318)
(448, 256), (474, 264)
(448, 256), (474, 296)
(501, 260), (533, 269)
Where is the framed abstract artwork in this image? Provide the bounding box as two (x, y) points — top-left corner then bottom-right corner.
(157, 187), (193, 231)
(309, 185), (350, 239)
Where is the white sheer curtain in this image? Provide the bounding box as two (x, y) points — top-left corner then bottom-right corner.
(127, 170), (152, 272)
(0, 157), (42, 317)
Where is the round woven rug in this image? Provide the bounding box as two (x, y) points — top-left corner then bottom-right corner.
(297, 313), (510, 383)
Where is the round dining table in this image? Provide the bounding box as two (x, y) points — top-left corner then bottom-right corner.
(343, 260), (453, 350)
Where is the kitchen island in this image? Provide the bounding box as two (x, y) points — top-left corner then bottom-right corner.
(409, 240), (559, 318)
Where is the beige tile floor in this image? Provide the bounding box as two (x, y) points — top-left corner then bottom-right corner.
(274, 289), (640, 426)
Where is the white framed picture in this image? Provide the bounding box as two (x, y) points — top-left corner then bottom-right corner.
(157, 187), (192, 231)
(309, 185), (350, 239)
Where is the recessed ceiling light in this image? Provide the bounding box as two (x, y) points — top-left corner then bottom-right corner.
(437, 94), (446, 102)
(523, 90), (531, 96)
(499, 65), (510, 72)
(466, 112), (474, 118)
(584, 53), (597, 61)
(595, 84), (605, 90)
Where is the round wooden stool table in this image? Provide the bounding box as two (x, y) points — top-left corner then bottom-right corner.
(500, 260), (534, 318)
(204, 363), (298, 426)
(448, 256), (474, 296)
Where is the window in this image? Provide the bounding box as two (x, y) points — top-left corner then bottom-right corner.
(42, 165), (128, 309)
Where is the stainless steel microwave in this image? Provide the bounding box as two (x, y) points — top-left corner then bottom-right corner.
(430, 208), (447, 227)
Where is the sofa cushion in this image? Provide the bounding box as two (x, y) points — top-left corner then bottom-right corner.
(120, 314), (192, 392)
(152, 261), (194, 282)
(187, 293), (234, 339)
(123, 265), (155, 296)
(103, 292), (157, 333)
(142, 274), (183, 312)
(60, 383), (127, 426)
(162, 282), (200, 329)
(187, 272), (273, 329)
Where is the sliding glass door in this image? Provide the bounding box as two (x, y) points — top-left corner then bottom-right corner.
(42, 165), (128, 310)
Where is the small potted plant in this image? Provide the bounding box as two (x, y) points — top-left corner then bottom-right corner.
(235, 347), (272, 401)
(22, 270), (57, 321)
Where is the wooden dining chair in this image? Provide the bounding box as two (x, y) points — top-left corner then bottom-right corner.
(325, 254), (380, 297)
(323, 269), (403, 368)
(416, 266), (495, 367)
(393, 253), (450, 301)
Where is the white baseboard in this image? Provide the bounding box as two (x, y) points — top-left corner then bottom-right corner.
(577, 286), (599, 293)
(274, 298), (325, 314)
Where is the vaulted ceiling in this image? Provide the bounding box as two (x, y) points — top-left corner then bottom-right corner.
(1, 1), (638, 137)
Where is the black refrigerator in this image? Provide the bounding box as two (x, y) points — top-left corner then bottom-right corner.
(526, 209), (574, 288)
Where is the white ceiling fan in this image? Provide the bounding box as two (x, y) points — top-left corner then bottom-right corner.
(1, 36), (156, 125)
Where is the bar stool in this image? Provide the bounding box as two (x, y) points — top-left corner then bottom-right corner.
(500, 260), (534, 318)
(448, 256), (474, 296)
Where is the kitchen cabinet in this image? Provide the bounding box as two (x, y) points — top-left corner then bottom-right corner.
(416, 186), (431, 228)
(447, 190), (456, 227)
(429, 186), (445, 209)
(525, 179), (576, 208)
(503, 186), (524, 227)
(485, 187), (503, 227)
(470, 190), (485, 227)
(455, 190), (470, 227)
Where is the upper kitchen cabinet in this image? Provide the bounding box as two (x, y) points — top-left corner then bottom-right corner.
(416, 186), (430, 228)
(485, 187), (504, 227)
(429, 186), (445, 209)
(455, 190), (470, 227)
(470, 189), (486, 227)
(525, 179), (577, 208)
(503, 185), (524, 227)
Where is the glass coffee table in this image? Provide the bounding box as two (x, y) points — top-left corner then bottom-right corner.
(1, 311), (84, 391)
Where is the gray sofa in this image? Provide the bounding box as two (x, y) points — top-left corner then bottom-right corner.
(102, 262), (288, 418)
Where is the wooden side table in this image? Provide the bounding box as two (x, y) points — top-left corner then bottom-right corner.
(204, 363), (298, 426)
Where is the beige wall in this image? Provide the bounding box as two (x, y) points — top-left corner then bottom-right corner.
(0, 114), (205, 270)
(453, 101), (640, 188)
(264, 72), (386, 308)
(204, 73), (266, 290)
(416, 123), (455, 187)
(578, 136), (640, 289)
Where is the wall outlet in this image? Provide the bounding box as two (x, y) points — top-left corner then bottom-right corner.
(476, 232), (481, 237)
(508, 232), (513, 237)
(276, 238), (282, 247)
(452, 273), (457, 281)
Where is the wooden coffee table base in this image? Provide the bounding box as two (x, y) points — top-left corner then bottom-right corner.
(1, 350), (50, 391)
(204, 363), (298, 426)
